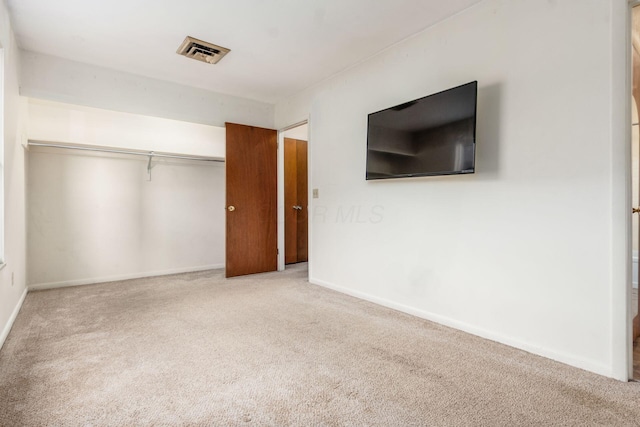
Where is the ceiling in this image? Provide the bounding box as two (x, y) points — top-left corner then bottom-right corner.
(6, 0), (483, 104)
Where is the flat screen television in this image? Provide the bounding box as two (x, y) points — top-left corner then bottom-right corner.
(366, 81), (477, 180)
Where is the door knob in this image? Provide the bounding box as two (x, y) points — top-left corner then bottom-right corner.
(634, 207), (640, 214)
(228, 206), (235, 212)
(292, 205), (302, 210)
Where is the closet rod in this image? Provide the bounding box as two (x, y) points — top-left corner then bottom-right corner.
(27, 141), (225, 163)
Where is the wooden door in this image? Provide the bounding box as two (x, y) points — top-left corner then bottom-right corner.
(284, 138), (308, 264)
(225, 123), (277, 277)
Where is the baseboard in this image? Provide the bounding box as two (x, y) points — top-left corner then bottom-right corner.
(309, 277), (613, 379)
(0, 288), (27, 351)
(28, 264), (225, 291)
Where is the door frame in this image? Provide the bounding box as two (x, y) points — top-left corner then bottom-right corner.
(277, 119), (310, 272)
(631, 0), (640, 381)
(617, 0), (638, 381)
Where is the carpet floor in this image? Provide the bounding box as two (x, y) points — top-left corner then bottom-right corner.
(1, 264), (640, 426)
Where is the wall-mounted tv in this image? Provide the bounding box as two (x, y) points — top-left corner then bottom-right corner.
(366, 81), (477, 180)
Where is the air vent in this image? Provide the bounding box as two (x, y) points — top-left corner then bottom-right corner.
(177, 36), (230, 65)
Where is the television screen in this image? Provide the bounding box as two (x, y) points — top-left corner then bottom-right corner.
(366, 81), (477, 180)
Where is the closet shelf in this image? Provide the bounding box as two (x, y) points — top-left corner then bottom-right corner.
(27, 140), (225, 163)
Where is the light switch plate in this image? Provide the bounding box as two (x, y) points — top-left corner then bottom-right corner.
(312, 188), (319, 199)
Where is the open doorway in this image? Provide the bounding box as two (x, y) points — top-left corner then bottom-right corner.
(631, 3), (640, 380)
(278, 123), (309, 271)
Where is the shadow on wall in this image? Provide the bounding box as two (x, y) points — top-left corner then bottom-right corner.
(475, 83), (502, 180)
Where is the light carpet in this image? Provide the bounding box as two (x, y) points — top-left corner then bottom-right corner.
(1, 264), (639, 426)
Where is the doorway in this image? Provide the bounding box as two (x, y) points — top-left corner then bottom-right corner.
(279, 123), (309, 270)
(284, 137), (308, 264)
(224, 120), (309, 277)
(632, 3), (640, 380)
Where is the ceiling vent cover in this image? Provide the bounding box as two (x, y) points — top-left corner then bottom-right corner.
(177, 36), (230, 65)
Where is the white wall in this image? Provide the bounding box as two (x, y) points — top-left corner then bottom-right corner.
(27, 101), (226, 288)
(0, 0), (28, 348)
(275, 0), (627, 378)
(28, 99), (225, 158)
(21, 51), (274, 129)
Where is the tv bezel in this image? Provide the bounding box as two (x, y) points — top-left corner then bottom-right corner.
(365, 81), (478, 181)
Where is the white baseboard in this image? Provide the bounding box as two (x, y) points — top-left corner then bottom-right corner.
(0, 288), (27, 350)
(28, 264), (225, 291)
(309, 277), (613, 379)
